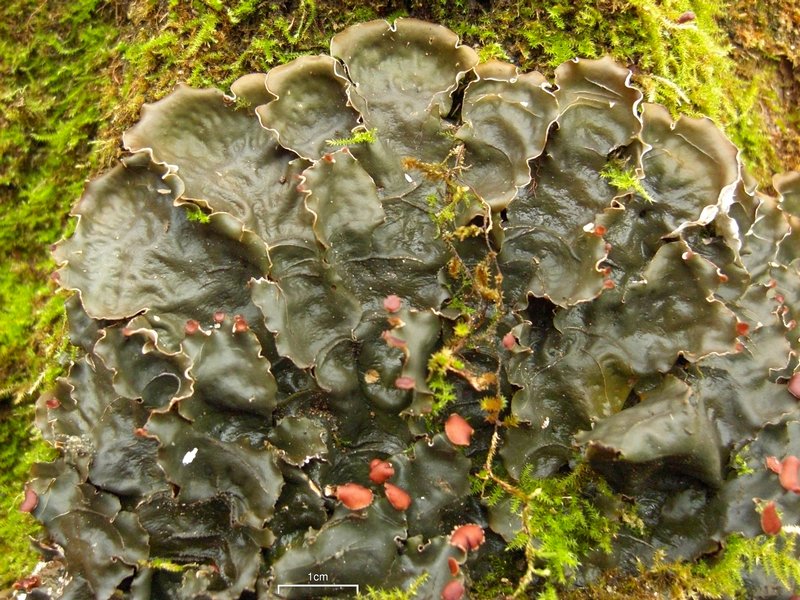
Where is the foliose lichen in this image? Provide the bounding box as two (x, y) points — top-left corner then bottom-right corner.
(24, 18), (800, 599)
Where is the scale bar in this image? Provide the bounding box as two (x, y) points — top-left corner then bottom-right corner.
(277, 584), (360, 592)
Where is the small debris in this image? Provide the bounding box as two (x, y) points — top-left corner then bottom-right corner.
(13, 575), (41, 592)
(182, 447), (198, 465)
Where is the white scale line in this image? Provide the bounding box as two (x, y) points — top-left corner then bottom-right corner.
(276, 584), (360, 592)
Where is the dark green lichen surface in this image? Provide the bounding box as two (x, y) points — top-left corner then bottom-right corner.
(26, 18), (800, 600)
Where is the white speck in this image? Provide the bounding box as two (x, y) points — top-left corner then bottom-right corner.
(582, 222), (594, 232)
(182, 447), (198, 465)
(404, 173), (414, 183)
(520, 101), (529, 107)
(152, 315), (161, 322)
(541, 417), (550, 429)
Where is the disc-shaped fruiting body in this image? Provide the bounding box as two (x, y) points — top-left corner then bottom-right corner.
(384, 482), (412, 511)
(761, 502), (782, 535)
(334, 483), (374, 510)
(444, 414), (474, 446)
(449, 524), (485, 552)
(369, 459), (395, 484)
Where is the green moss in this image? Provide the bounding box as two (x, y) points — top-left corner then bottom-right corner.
(600, 160), (655, 204)
(146, 557), (201, 573)
(0, 271), (43, 398)
(0, 0), (117, 398)
(428, 368), (459, 416)
(326, 127), (378, 147)
(357, 574), (429, 599)
(477, 42), (512, 63)
(469, 553), (518, 599)
(729, 444), (755, 477)
(565, 533), (800, 599)
(0, 406), (58, 587)
(184, 204), (212, 224)
(475, 460), (621, 597)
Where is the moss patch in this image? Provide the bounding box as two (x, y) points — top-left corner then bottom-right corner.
(0, 406), (57, 587)
(559, 533), (800, 599)
(0, 0), (118, 400)
(726, 0), (800, 175)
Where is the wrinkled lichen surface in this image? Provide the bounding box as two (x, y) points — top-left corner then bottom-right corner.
(27, 18), (800, 599)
